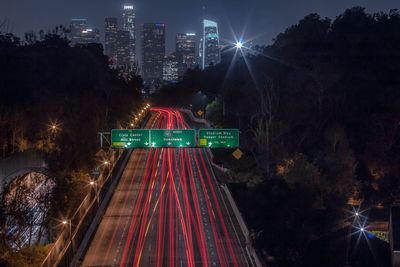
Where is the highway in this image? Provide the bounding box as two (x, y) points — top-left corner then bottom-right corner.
(81, 108), (252, 267)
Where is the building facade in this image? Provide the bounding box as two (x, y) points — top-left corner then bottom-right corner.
(104, 17), (118, 67)
(142, 23), (166, 83)
(79, 28), (100, 44)
(70, 19), (87, 46)
(163, 54), (179, 82)
(176, 33), (196, 78)
(122, 4), (136, 67)
(69, 19), (100, 46)
(116, 30), (131, 68)
(200, 19), (221, 69)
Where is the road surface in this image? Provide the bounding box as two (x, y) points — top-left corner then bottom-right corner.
(81, 108), (252, 267)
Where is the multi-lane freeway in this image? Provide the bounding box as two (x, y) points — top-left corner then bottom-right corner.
(80, 108), (254, 266)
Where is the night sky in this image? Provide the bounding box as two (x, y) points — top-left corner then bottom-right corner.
(0, 0), (398, 54)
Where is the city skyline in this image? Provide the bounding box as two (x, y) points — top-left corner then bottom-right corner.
(1, 0), (398, 55)
(1, 2), (400, 266)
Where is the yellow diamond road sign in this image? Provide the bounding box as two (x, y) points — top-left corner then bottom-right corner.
(197, 110), (204, 116)
(232, 148), (243, 160)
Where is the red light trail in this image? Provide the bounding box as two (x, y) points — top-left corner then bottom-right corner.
(82, 108), (249, 266)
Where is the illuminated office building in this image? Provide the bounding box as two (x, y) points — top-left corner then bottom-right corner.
(142, 23), (166, 83)
(105, 17), (118, 67)
(122, 4), (136, 66)
(176, 33), (196, 77)
(200, 19), (220, 69)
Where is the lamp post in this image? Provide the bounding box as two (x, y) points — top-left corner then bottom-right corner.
(90, 181), (99, 204)
(345, 221), (353, 267)
(345, 209), (363, 267)
(62, 219), (72, 244)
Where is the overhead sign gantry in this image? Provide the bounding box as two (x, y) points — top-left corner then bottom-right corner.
(111, 129), (195, 148)
(111, 129), (239, 149)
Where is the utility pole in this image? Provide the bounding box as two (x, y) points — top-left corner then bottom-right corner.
(98, 132), (111, 148)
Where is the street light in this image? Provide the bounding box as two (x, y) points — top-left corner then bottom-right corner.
(48, 120), (62, 139)
(345, 207), (367, 267)
(62, 219), (72, 243)
(235, 41), (243, 49)
(90, 180), (100, 204)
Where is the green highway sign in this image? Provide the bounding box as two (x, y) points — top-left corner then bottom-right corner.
(111, 129), (151, 148)
(150, 129), (195, 148)
(198, 129), (239, 148)
(111, 129), (196, 148)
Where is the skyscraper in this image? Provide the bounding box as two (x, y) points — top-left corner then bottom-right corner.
(142, 23), (166, 83)
(176, 33), (197, 77)
(70, 19), (87, 46)
(79, 28), (100, 44)
(122, 4), (136, 66)
(200, 19), (221, 69)
(117, 30), (131, 68)
(69, 19), (100, 46)
(104, 17), (118, 67)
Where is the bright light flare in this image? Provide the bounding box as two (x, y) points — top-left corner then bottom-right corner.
(48, 120), (62, 133)
(347, 206), (367, 222)
(235, 41), (243, 49)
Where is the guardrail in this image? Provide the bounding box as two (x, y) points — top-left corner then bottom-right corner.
(39, 149), (124, 267)
(221, 184), (263, 267)
(187, 108), (264, 267)
(40, 115), (150, 267)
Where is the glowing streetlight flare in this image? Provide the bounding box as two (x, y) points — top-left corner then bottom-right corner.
(235, 41), (243, 49)
(90, 181), (95, 185)
(62, 220), (67, 225)
(48, 120), (62, 133)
